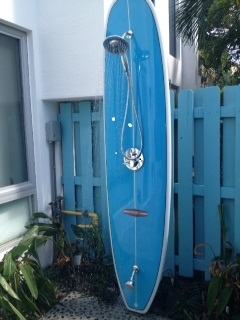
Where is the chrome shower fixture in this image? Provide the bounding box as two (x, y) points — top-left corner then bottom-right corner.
(103, 35), (129, 55)
(103, 30), (133, 76)
(123, 148), (144, 171)
(104, 30), (144, 170)
(103, 30), (133, 55)
(125, 265), (139, 289)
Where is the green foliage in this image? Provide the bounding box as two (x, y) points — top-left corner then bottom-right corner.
(176, 0), (240, 86)
(71, 213), (105, 263)
(69, 214), (119, 303)
(207, 258), (237, 317)
(154, 277), (207, 320)
(191, 204), (240, 318)
(0, 212), (64, 319)
(206, 205), (240, 318)
(29, 212), (73, 270)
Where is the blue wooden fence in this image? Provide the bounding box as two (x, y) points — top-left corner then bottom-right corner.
(165, 85), (240, 280)
(59, 100), (110, 254)
(60, 85), (240, 281)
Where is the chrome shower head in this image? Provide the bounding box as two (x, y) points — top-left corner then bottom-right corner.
(103, 35), (129, 55)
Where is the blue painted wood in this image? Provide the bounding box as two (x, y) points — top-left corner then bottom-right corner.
(222, 115), (235, 188)
(78, 102), (94, 212)
(197, 87), (221, 279)
(175, 255), (205, 271)
(60, 103), (76, 241)
(224, 86), (240, 253)
(178, 90), (194, 277)
(60, 100), (110, 254)
(193, 90), (205, 262)
(60, 86), (240, 281)
(222, 89), (235, 249)
(175, 183), (235, 200)
(175, 106), (237, 119)
(165, 91), (175, 276)
(98, 101), (111, 255)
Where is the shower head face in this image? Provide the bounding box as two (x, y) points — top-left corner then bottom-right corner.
(103, 35), (129, 55)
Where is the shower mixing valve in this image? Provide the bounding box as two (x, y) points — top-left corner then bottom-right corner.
(123, 148), (144, 171)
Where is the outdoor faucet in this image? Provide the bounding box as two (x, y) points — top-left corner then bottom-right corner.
(125, 265), (139, 289)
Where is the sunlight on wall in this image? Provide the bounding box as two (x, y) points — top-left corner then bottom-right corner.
(0, 0), (14, 24)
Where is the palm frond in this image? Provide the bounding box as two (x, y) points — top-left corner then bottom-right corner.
(176, 0), (214, 45)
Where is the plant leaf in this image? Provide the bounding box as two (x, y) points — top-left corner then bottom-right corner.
(2, 296), (27, 320)
(11, 226), (41, 259)
(0, 274), (20, 300)
(19, 263), (38, 300)
(37, 224), (59, 236)
(216, 286), (233, 316)
(38, 278), (57, 307)
(31, 212), (51, 220)
(34, 235), (51, 247)
(11, 238), (33, 259)
(3, 252), (17, 279)
(26, 223), (58, 236)
(20, 288), (40, 315)
(207, 277), (221, 314)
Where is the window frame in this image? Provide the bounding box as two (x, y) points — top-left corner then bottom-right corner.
(169, 0), (180, 59)
(0, 23), (36, 206)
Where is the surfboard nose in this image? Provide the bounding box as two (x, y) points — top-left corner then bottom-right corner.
(123, 208), (148, 217)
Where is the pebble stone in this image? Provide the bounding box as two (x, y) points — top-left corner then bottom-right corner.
(41, 291), (168, 320)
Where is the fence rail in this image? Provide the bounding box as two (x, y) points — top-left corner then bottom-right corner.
(60, 86), (240, 282)
(165, 86), (240, 280)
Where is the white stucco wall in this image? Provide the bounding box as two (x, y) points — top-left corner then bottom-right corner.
(0, 0), (58, 208)
(0, 0), (55, 265)
(154, 0), (182, 87)
(37, 0), (104, 101)
(181, 44), (201, 89)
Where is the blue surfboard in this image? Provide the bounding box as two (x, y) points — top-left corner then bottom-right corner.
(104, 0), (172, 314)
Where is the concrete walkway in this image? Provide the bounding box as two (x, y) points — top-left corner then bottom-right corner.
(42, 291), (168, 320)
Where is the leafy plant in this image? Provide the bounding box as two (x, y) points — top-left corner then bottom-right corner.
(27, 212), (73, 270)
(195, 204), (240, 318)
(153, 276), (207, 320)
(0, 211), (72, 319)
(71, 213), (105, 264)
(69, 213), (119, 303)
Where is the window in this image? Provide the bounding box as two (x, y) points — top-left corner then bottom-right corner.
(0, 33), (28, 187)
(0, 24), (35, 246)
(169, 0), (179, 58)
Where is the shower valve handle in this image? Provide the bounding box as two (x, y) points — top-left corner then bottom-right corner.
(125, 265), (139, 289)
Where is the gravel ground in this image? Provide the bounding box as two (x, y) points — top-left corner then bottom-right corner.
(41, 291), (168, 320)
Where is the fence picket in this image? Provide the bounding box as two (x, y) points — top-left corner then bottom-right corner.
(224, 86), (240, 253)
(222, 89), (235, 249)
(193, 89), (205, 271)
(78, 102), (94, 212)
(60, 103), (76, 240)
(178, 90), (194, 277)
(196, 87), (221, 279)
(165, 91), (176, 275)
